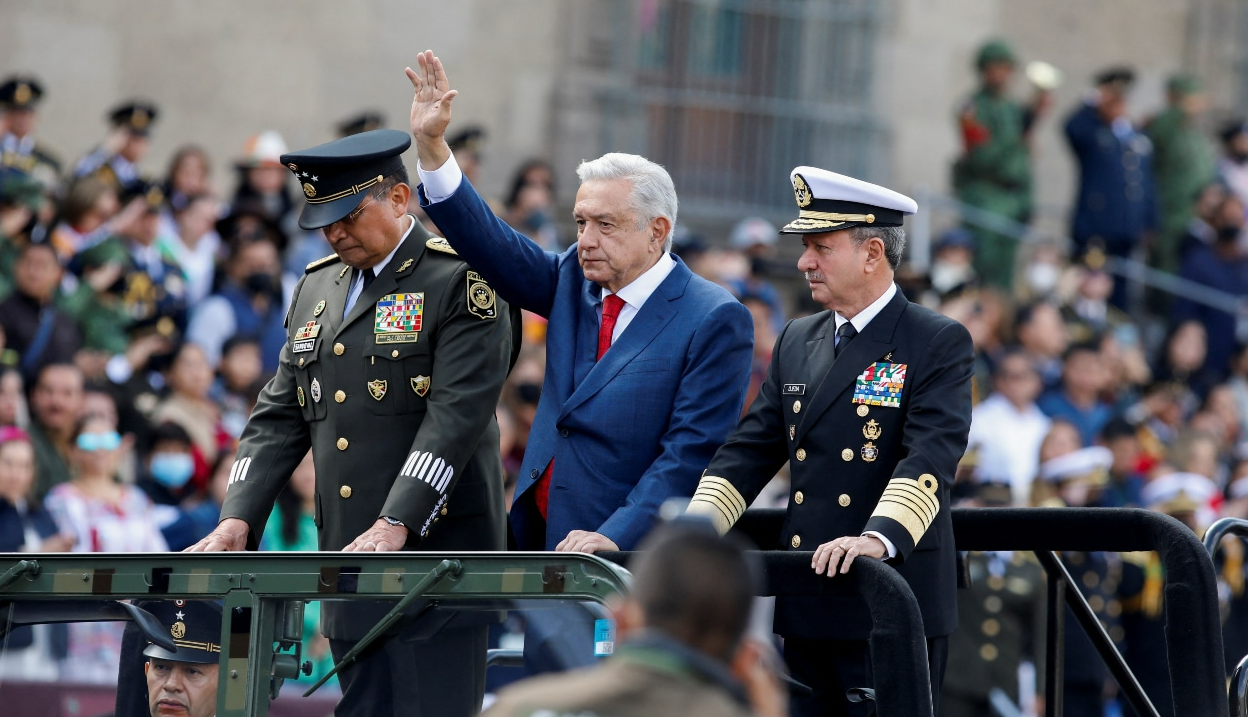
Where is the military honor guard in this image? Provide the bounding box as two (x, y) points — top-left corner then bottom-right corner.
(952, 40), (1051, 290)
(75, 100), (159, 191)
(688, 167), (975, 717)
(189, 129), (518, 717)
(0, 75), (62, 190)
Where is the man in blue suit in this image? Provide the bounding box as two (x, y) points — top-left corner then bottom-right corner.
(406, 51), (753, 555)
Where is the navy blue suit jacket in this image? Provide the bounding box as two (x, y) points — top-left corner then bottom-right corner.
(421, 179), (753, 550)
(1064, 102), (1158, 250)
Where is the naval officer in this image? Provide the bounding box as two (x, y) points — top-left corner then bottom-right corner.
(688, 167), (974, 716)
(189, 129), (517, 717)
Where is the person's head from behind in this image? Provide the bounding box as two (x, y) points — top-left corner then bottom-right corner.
(143, 600), (221, 717)
(620, 522), (758, 663)
(30, 363), (84, 434)
(574, 153), (676, 293)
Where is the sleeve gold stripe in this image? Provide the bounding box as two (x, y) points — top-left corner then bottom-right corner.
(687, 476), (747, 536)
(870, 475), (941, 545)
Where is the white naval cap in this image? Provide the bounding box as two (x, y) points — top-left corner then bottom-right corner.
(1038, 446), (1113, 484)
(782, 166), (919, 234)
(1142, 472), (1218, 511)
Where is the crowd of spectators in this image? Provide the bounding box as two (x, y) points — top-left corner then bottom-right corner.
(0, 58), (1247, 715)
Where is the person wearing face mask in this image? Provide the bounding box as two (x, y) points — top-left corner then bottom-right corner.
(1175, 194), (1248, 378)
(136, 421), (215, 551)
(186, 231), (294, 372)
(1218, 119), (1248, 209)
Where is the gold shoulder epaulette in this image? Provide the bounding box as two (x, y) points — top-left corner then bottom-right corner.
(305, 254), (342, 274)
(426, 237), (458, 256)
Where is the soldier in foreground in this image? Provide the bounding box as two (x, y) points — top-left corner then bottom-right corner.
(689, 168), (974, 716)
(188, 129), (516, 717)
(142, 601), (222, 717)
(484, 523), (786, 717)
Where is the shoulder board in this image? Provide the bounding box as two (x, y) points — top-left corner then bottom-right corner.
(305, 254), (342, 274)
(425, 237), (458, 256)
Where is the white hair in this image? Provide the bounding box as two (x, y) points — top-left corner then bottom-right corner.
(576, 153), (678, 252)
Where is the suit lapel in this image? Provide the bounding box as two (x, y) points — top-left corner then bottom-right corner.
(558, 258), (690, 420)
(337, 219), (430, 334)
(795, 290), (908, 442)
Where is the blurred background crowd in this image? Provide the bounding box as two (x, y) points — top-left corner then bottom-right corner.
(0, 9), (1247, 715)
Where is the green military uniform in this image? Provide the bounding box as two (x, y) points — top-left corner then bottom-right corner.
(484, 637), (755, 717)
(1144, 76), (1215, 275)
(217, 129), (517, 717)
(953, 42), (1036, 289)
(941, 551), (1046, 717)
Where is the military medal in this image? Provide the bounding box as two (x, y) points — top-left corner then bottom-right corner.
(375, 292), (424, 344)
(297, 386), (306, 407)
(314, 300), (326, 317)
(310, 378), (322, 403)
(853, 362), (907, 408)
(293, 321), (321, 353)
(861, 442), (878, 462)
(857, 405), (869, 417)
(863, 420), (882, 440)
(411, 375), (430, 397)
(368, 379), (388, 401)
(792, 400), (801, 414)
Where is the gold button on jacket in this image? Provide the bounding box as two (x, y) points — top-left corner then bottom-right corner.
(337, 437), (348, 451)
(334, 390), (346, 403)
(333, 342), (345, 356)
(838, 494), (851, 507)
(339, 485), (352, 499)
(791, 534), (802, 549)
(794, 491), (804, 505)
(795, 448), (807, 461)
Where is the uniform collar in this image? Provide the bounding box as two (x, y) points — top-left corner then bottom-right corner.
(599, 252), (676, 310)
(834, 282), (897, 335)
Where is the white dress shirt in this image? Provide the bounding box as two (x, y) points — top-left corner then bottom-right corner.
(968, 392), (1051, 506)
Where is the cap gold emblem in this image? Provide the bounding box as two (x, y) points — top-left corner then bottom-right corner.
(171, 621), (186, 639)
(793, 174), (813, 208)
(303, 182), (317, 198)
(14, 83), (31, 104)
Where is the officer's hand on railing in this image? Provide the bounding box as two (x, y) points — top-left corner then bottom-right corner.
(343, 519), (408, 552)
(184, 517), (249, 552)
(811, 535), (886, 576)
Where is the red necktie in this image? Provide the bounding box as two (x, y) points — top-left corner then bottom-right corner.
(535, 293), (627, 520)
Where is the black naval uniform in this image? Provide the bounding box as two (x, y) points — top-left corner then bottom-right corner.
(218, 217), (516, 717)
(691, 287), (974, 716)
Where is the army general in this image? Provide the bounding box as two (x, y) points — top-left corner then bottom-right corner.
(688, 168), (974, 717)
(189, 129), (517, 717)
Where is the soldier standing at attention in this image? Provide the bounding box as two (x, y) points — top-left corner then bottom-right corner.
(1144, 74), (1215, 277)
(688, 168), (974, 717)
(952, 40), (1051, 289)
(0, 76), (62, 190)
(189, 129), (517, 717)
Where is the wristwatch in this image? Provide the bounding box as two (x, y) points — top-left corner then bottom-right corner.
(381, 516), (405, 527)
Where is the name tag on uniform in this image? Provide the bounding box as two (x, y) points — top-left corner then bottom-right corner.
(853, 362), (907, 408)
(782, 383), (806, 395)
(292, 322), (320, 353)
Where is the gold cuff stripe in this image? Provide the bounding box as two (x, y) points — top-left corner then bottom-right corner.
(799, 209), (876, 224)
(882, 483), (939, 522)
(306, 174), (385, 205)
(871, 477), (941, 545)
(172, 639), (221, 653)
(697, 476), (747, 517)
